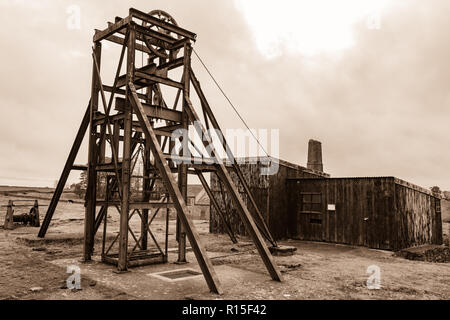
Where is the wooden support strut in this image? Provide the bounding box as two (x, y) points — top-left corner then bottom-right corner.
(117, 25), (136, 272)
(189, 69), (277, 247)
(38, 103), (90, 238)
(4, 200), (14, 230)
(177, 43), (191, 263)
(196, 170), (238, 244)
(182, 94), (283, 282)
(128, 82), (223, 294)
(93, 132), (142, 235)
(129, 8), (197, 41)
(84, 41), (103, 261)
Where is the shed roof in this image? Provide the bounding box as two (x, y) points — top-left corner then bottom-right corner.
(233, 156), (330, 178)
(187, 185), (203, 198)
(288, 176), (437, 197)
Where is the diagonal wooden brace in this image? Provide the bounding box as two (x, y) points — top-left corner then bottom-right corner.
(38, 102), (90, 238)
(128, 82), (223, 294)
(183, 94), (283, 282)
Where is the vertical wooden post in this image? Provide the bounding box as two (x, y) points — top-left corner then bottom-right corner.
(165, 196), (170, 262)
(33, 200), (40, 228)
(99, 135), (106, 163)
(118, 24), (135, 272)
(102, 177), (111, 257)
(4, 201), (14, 230)
(84, 41), (102, 261)
(141, 138), (151, 251)
(177, 43), (191, 263)
(113, 120), (121, 164)
(141, 59), (153, 251)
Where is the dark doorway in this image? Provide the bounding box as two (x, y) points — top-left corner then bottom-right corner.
(297, 193), (323, 241)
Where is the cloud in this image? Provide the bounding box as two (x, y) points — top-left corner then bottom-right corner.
(0, 0), (449, 190)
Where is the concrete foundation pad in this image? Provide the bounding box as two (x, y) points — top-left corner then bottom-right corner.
(47, 251), (277, 299)
(269, 246), (297, 257)
(16, 233), (115, 245)
(269, 245), (297, 256)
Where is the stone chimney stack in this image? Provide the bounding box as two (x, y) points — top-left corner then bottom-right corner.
(307, 139), (323, 172)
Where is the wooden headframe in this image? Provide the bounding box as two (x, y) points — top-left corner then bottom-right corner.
(38, 8), (282, 294)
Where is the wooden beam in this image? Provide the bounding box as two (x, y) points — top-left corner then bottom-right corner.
(93, 113), (125, 126)
(4, 201), (14, 230)
(93, 132), (142, 235)
(159, 57), (185, 71)
(133, 22), (177, 45)
(117, 25), (136, 272)
(72, 165), (88, 171)
(128, 82), (222, 294)
(189, 165), (219, 172)
(177, 43), (191, 263)
(94, 16), (131, 42)
(108, 21), (170, 50)
(190, 69), (276, 246)
(96, 201), (173, 209)
(163, 154), (217, 165)
(135, 71), (184, 89)
(183, 94), (283, 282)
(156, 124), (184, 133)
(129, 8), (197, 41)
(103, 85), (146, 100)
(116, 97), (183, 122)
(116, 62), (183, 88)
(197, 170), (237, 244)
(38, 103), (90, 238)
(83, 42), (103, 261)
(170, 38), (192, 51)
(99, 32), (151, 54)
(96, 162), (123, 172)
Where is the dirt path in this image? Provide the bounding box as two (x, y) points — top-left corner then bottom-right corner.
(200, 236), (450, 300)
(0, 197), (448, 300)
(0, 229), (134, 300)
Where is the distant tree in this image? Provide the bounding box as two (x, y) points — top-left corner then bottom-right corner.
(97, 172), (107, 199)
(77, 169), (108, 199)
(80, 171), (87, 190)
(73, 184), (84, 199)
(431, 186), (442, 197)
(443, 191), (450, 200)
(69, 170), (88, 199)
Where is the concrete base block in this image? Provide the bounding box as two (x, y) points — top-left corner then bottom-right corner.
(269, 245), (297, 256)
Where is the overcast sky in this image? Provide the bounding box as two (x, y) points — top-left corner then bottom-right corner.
(0, 0), (449, 190)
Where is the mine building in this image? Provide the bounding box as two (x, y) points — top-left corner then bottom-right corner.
(210, 140), (443, 250)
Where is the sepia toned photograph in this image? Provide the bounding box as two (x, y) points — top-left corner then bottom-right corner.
(0, 0), (448, 309)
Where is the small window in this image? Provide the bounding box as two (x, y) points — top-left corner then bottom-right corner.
(301, 193), (322, 213)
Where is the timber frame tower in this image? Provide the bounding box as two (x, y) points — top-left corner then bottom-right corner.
(38, 8), (282, 294)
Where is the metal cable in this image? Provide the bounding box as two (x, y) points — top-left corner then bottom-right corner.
(192, 48), (270, 158)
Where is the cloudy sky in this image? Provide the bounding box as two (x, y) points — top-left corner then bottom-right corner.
(0, 0), (449, 189)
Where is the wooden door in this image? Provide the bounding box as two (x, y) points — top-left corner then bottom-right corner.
(297, 193), (323, 241)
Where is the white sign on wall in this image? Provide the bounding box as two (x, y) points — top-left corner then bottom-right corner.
(328, 204), (336, 211)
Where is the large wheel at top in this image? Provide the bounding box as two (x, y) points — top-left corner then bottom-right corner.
(143, 10), (182, 59)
